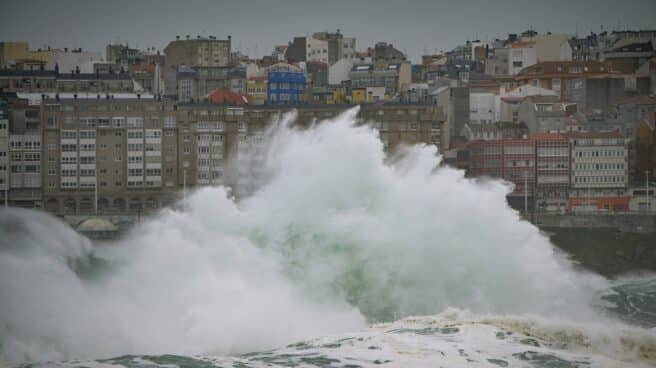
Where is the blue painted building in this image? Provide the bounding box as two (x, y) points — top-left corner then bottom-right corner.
(267, 65), (306, 105)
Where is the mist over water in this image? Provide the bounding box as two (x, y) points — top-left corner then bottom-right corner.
(0, 107), (649, 365)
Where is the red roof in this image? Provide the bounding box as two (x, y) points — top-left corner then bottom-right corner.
(207, 89), (252, 105)
(530, 132), (568, 140)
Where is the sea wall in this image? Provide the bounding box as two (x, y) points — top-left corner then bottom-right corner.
(530, 213), (656, 233)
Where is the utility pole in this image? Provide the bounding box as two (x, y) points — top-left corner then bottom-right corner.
(524, 171), (528, 213)
(588, 184), (592, 213)
(647, 170), (650, 212)
(210, 133), (215, 186)
(183, 168), (187, 212)
(94, 176), (98, 215)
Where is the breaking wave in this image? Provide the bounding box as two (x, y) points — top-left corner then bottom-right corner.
(0, 107), (653, 366)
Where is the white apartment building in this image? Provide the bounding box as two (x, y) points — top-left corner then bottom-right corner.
(10, 133), (42, 189)
(469, 90), (500, 124)
(306, 37), (329, 64)
(568, 131), (628, 190)
(196, 120), (225, 186)
(509, 43), (537, 75)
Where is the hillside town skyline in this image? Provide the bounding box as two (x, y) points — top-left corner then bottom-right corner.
(2, 0), (655, 62)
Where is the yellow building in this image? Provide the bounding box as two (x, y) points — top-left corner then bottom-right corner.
(351, 88), (367, 103)
(351, 87), (387, 103)
(0, 42), (50, 66)
(246, 77), (268, 105)
(331, 88), (347, 104)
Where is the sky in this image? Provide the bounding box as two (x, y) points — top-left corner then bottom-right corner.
(1, 0), (655, 63)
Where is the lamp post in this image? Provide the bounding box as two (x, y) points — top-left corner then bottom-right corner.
(647, 170), (650, 212)
(524, 171), (528, 213)
(183, 168), (187, 212)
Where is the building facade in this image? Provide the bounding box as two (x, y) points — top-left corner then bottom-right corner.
(533, 133), (570, 212)
(163, 36), (232, 96)
(266, 64), (306, 105)
(40, 95), (179, 215)
(566, 131), (629, 212)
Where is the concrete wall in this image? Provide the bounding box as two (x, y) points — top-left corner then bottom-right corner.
(532, 213), (656, 233)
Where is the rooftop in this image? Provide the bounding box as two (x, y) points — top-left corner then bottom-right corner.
(530, 132), (568, 140)
(516, 61), (621, 79)
(16, 92), (156, 105)
(565, 131), (623, 139)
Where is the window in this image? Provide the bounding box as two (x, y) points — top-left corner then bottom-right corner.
(79, 130), (96, 139)
(61, 130), (77, 139)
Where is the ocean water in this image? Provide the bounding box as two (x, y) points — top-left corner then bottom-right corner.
(1, 108), (655, 367)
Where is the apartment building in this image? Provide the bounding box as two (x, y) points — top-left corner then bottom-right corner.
(349, 62), (412, 96)
(517, 95), (579, 133)
(566, 131), (629, 212)
(0, 95), (447, 216)
(515, 61), (650, 112)
(0, 96), (43, 208)
(508, 42), (537, 75)
(163, 36), (232, 95)
(176, 65), (247, 102)
(312, 31), (357, 64)
(468, 137), (549, 212)
(40, 95), (179, 215)
(532, 133), (570, 212)
(175, 103), (447, 197)
(266, 63), (306, 105)
(284, 31), (357, 65)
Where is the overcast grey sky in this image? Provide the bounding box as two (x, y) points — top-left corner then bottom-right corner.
(1, 0), (655, 63)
